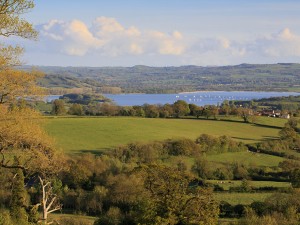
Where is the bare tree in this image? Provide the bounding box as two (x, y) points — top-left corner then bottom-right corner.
(38, 176), (62, 224)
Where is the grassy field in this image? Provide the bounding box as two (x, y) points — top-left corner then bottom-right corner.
(207, 180), (291, 191)
(48, 213), (96, 224)
(206, 151), (284, 167)
(214, 192), (274, 205)
(44, 117), (283, 153)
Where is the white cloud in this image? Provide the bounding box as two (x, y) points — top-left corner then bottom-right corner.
(33, 18), (300, 65)
(246, 28), (300, 58)
(38, 17), (186, 57)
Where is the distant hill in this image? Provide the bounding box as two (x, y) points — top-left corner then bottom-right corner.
(20, 63), (300, 93)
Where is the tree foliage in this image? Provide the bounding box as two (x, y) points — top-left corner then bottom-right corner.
(140, 165), (219, 225)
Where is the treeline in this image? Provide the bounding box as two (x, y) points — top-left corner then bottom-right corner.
(219, 190), (300, 224)
(232, 95), (300, 112)
(112, 134), (246, 164)
(50, 97), (254, 122)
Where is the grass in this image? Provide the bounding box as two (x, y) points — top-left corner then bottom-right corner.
(206, 151), (284, 167)
(207, 180), (291, 191)
(214, 192), (274, 205)
(44, 117), (283, 153)
(48, 213), (96, 224)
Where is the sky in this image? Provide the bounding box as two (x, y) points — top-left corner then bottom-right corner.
(5, 0), (300, 67)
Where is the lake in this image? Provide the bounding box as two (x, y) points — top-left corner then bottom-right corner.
(46, 91), (300, 106)
(105, 91), (300, 106)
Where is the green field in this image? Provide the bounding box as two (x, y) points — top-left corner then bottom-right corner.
(206, 151), (284, 167)
(214, 192), (274, 205)
(44, 117), (283, 153)
(49, 213), (96, 225)
(207, 180), (291, 191)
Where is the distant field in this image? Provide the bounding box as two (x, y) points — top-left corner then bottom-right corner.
(206, 151), (284, 167)
(214, 192), (274, 205)
(44, 117), (283, 153)
(207, 180), (291, 191)
(49, 213), (96, 225)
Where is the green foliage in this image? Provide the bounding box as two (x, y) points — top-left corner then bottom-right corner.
(196, 134), (246, 154)
(0, 209), (14, 225)
(140, 165), (219, 225)
(192, 157), (211, 179)
(173, 100), (190, 117)
(291, 169), (300, 188)
(94, 207), (123, 225)
(241, 191), (300, 225)
(68, 103), (84, 116)
(164, 138), (200, 156)
(10, 169), (29, 224)
(51, 99), (66, 115)
(60, 93), (108, 105)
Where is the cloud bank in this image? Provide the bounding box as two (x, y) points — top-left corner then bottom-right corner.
(28, 17), (300, 66)
(39, 17), (185, 57)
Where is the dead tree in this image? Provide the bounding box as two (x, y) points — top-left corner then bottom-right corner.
(38, 176), (62, 224)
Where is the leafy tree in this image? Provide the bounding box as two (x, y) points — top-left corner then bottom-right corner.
(0, 0), (37, 68)
(210, 105), (219, 120)
(10, 169), (28, 224)
(237, 107), (253, 123)
(140, 165), (219, 225)
(188, 103), (200, 116)
(132, 105), (145, 117)
(94, 207), (123, 225)
(192, 157), (211, 179)
(202, 107), (213, 119)
(291, 169), (300, 188)
(159, 103), (174, 118)
(99, 102), (119, 116)
(232, 163), (249, 180)
(0, 2), (64, 224)
(0, 69), (44, 104)
(279, 118), (299, 140)
(221, 100), (231, 116)
(143, 104), (160, 118)
(51, 99), (66, 115)
(68, 103), (84, 116)
(173, 100), (190, 117)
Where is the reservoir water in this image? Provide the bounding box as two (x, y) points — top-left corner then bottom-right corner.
(46, 91), (300, 106)
(104, 91), (300, 106)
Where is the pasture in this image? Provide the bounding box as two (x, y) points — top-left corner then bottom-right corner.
(206, 151), (284, 167)
(214, 192), (274, 205)
(207, 180), (291, 191)
(44, 117), (283, 153)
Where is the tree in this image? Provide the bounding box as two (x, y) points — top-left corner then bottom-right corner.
(221, 100), (231, 116)
(0, 2), (64, 224)
(51, 99), (66, 115)
(0, 69), (44, 104)
(291, 169), (300, 188)
(279, 118), (299, 140)
(68, 103), (84, 116)
(10, 168), (28, 224)
(173, 100), (190, 117)
(0, 0), (37, 68)
(139, 165), (219, 225)
(192, 157), (211, 179)
(38, 176), (62, 224)
(237, 107), (253, 123)
(99, 102), (119, 116)
(202, 107), (213, 119)
(143, 104), (159, 118)
(210, 105), (219, 120)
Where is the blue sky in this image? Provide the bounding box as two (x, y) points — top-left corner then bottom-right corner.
(9, 0), (300, 66)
